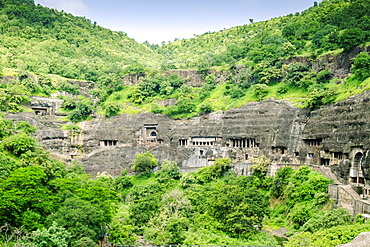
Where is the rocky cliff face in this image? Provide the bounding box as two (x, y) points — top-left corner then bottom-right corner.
(121, 46), (370, 91)
(7, 88), (370, 217)
(10, 89), (369, 189)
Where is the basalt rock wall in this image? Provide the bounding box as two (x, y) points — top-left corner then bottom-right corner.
(7, 91), (370, 186)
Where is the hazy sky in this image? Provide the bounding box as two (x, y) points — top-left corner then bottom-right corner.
(34, 0), (321, 44)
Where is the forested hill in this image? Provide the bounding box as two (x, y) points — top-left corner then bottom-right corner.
(0, 0), (162, 81)
(158, 0), (370, 70)
(0, 0), (370, 121)
(1, 0), (369, 77)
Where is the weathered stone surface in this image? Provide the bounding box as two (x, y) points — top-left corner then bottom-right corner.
(7, 90), (370, 182)
(337, 232), (370, 247)
(122, 69), (230, 88)
(6, 85), (370, 217)
(283, 46), (370, 79)
(122, 73), (145, 86)
(5, 88), (370, 215)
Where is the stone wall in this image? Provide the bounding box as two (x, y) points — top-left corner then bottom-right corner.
(9, 89), (370, 182)
(329, 184), (370, 216)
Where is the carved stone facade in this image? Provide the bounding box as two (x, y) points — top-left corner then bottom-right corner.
(30, 97), (63, 116)
(6, 89), (370, 215)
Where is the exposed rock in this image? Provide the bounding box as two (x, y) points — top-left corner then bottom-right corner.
(5, 78), (370, 217)
(9, 90), (370, 181)
(122, 73), (145, 86)
(166, 70), (205, 86)
(283, 46), (370, 79)
(30, 97), (63, 116)
(337, 232), (370, 247)
(122, 69), (230, 88)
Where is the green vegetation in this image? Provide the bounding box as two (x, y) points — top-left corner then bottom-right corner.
(0, 0), (369, 121)
(0, 115), (368, 245)
(1, 0), (370, 246)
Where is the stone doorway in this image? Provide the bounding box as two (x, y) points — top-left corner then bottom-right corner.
(350, 151), (364, 184)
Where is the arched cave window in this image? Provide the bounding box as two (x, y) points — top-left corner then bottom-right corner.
(150, 131), (157, 137)
(353, 152), (363, 169)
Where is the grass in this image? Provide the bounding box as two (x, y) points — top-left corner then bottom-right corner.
(100, 75), (370, 120)
(121, 105), (143, 115)
(334, 76), (370, 102)
(2, 68), (18, 76)
(319, 48), (344, 57)
(131, 174), (158, 186)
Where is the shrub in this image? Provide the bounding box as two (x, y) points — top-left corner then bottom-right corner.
(316, 70), (332, 83)
(104, 102), (120, 118)
(301, 208), (353, 233)
(132, 152), (158, 176)
(58, 81), (79, 95)
(1, 132), (38, 157)
(61, 96), (77, 110)
(156, 160), (181, 183)
(351, 52), (370, 80)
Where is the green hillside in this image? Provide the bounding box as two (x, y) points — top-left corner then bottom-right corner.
(0, 0), (369, 121)
(108, 0), (370, 119)
(0, 0), (162, 80)
(158, 0), (370, 69)
(1, 1), (370, 245)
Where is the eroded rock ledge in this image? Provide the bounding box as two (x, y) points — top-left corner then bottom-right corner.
(6, 90), (370, 215)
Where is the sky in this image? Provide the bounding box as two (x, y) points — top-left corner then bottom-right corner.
(34, 0), (321, 45)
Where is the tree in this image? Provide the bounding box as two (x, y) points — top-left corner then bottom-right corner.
(176, 98), (196, 114)
(251, 84), (269, 101)
(301, 208), (352, 233)
(144, 189), (191, 244)
(351, 52), (370, 80)
(304, 85), (338, 109)
(31, 221), (71, 247)
(271, 166), (293, 198)
(156, 160), (181, 183)
(15, 120), (36, 134)
(61, 96), (77, 110)
(104, 102), (120, 118)
(0, 166), (56, 228)
(127, 182), (164, 227)
(1, 132), (37, 157)
(208, 184), (269, 237)
(339, 28), (366, 52)
(68, 101), (93, 123)
(114, 169), (133, 192)
(132, 152), (158, 176)
(284, 62), (312, 88)
(58, 81), (79, 95)
(0, 152), (20, 181)
(316, 70), (332, 83)
(288, 203), (313, 228)
(0, 118), (15, 139)
(122, 63), (145, 75)
(286, 223), (370, 247)
(199, 101), (213, 113)
(108, 205), (137, 245)
(47, 197), (107, 242)
(167, 73), (184, 88)
(250, 155), (271, 178)
(195, 161), (232, 184)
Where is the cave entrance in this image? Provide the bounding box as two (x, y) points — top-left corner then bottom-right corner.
(350, 152), (364, 184)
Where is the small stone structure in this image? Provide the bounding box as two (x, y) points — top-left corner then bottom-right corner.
(30, 97), (63, 116)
